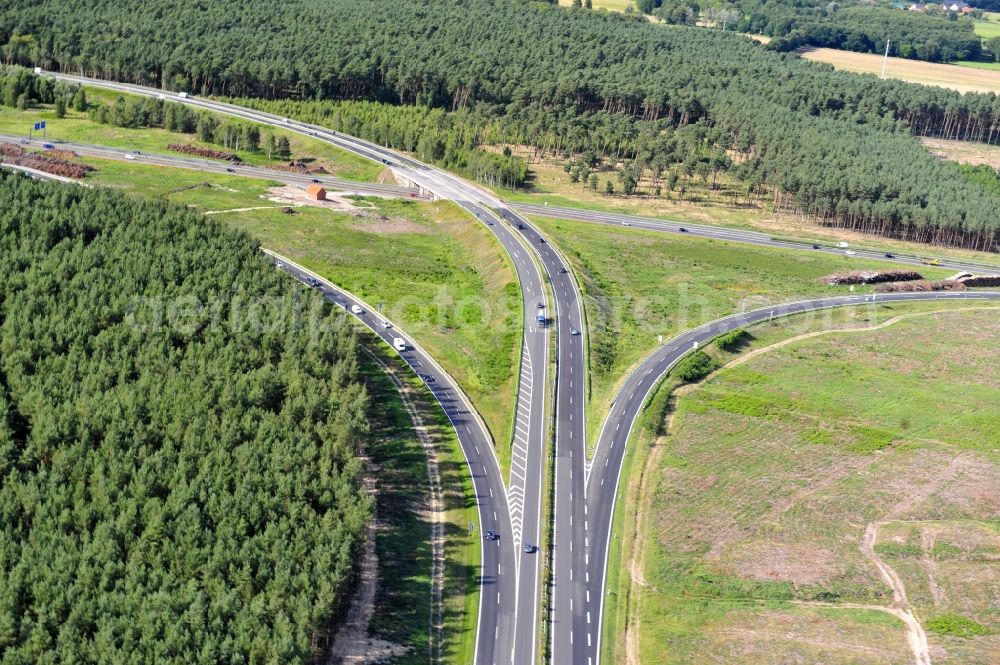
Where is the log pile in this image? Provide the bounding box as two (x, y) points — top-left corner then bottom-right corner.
(875, 280), (966, 293)
(0, 143), (94, 179)
(821, 269), (923, 285)
(168, 143), (241, 162)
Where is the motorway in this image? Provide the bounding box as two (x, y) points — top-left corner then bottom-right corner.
(0, 133), (423, 199)
(578, 290), (1000, 665)
(38, 72), (565, 665)
(513, 203), (1000, 275)
(31, 71), (1000, 665)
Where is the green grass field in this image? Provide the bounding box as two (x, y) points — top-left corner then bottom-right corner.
(359, 341), (480, 665)
(604, 306), (1000, 663)
(955, 58), (1000, 70)
(0, 95), (382, 181)
(528, 215), (955, 448)
(974, 13), (1000, 39)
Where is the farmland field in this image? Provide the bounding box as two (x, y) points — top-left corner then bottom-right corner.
(973, 12), (1000, 40)
(558, 0), (635, 11)
(608, 307), (1000, 664)
(799, 47), (1000, 94)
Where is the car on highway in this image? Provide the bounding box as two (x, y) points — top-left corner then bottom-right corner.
(486, 220), (493, 225)
(351, 304), (363, 314)
(570, 328), (580, 336)
(226, 167), (235, 173)
(884, 252), (896, 259)
(422, 374), (435, 383)
(536, 302), (544, 309)
(622, 221), (631, 226)
(42, 143), (54, 149)
(516, 223), (524, 230)
(523, 542), (535, 554)
(281, 117), (290, 123)
(312, 178), (321, 183)
(845, 250), (856, 256)
(381, 320), (392, 329)
(486, 529), (498, 541)
(560, 267), (568, 273)
(124, 153), (136, 160)
(393, 337), (406, 352)
(678, 227), (689, 233)
(922, 257), (941, 266)
(539, 237), (546, 243)
(275, 261), (284, 269)
(812, 244), (822, 249)
(306, 278), (320, 288)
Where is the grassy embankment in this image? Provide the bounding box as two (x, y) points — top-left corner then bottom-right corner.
(496, 148), (1000, 268)
(358, 340), (480, 665)
(527, 214), (955, 448)
(218, 197), (522, 476)
(603, 304), (1000, 664)
(0, 90), (382, 181)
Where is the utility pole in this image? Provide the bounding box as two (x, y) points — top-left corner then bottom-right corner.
(881, 39), (890, 80)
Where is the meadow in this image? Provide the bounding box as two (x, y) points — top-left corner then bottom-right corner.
(605, 306), (1000, 663)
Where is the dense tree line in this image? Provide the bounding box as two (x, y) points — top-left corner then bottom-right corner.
(0, 171), (372, 662)
(642, 0), (982, 63)
(768, 6), (981, 62)
(2, 0), (1000, 249)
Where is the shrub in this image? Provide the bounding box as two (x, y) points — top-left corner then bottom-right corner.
(925, 614), (990, 638)
(715, 328), (750, 351)
(673, 350), (720, 383)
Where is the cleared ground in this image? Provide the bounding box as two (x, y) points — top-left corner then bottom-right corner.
(527, 214), (954, 447)
(799, 47), (1000, 94)
(922, 136), (1000, 170)
(609, 307), (1000, 664)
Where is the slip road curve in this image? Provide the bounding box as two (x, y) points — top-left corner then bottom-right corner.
(574, 290), (1000, 665)
(0, 134), (423, 199)
(39, 71), (561, 665)
(263, 250), (516, 665)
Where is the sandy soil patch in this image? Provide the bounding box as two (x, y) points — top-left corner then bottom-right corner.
(727, 541), (846, 585)
(268, 185), (362, 212)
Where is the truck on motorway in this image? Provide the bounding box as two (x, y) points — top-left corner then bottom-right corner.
(393, 337), (406, 352)
(179, 91), (189, 99)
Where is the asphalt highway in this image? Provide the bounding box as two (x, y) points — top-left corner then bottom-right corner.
(581, 290), (1000, 665)
(0, 133), (422, 198)
(34, 72), (1000, 665)
(38, 72), (557, 665)
(513, 203), (1000, 275)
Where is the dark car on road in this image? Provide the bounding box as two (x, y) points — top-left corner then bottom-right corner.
(486, 530), (498, 541)
(812, 244), (822, 249)
(678, 227), (688, 233)
(523, 542), (535, 554)
(884, 253), (896, 259)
